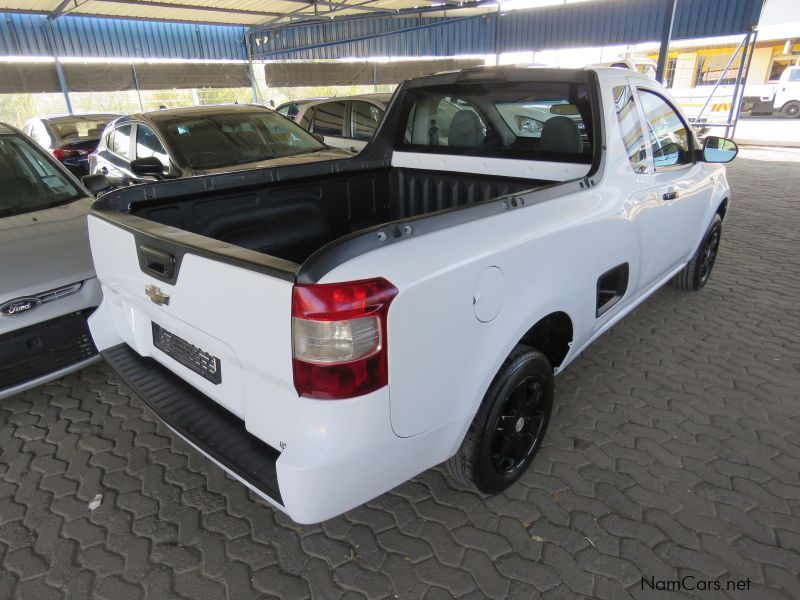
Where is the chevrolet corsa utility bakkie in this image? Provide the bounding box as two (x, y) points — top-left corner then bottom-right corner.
(86, 67), (736, 523)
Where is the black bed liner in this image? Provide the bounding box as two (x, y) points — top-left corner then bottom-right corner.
(91, 68), (604, 285)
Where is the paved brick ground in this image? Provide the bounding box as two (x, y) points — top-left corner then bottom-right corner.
(2, 150), (799, 599)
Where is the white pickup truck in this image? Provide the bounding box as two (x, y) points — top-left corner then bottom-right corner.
(86, 67), (737, 524)
(742, 64), (800, 118)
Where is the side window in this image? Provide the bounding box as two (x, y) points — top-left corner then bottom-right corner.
(351, 102), (384, 141)
(612, 86), (648, 173)
(299, 108), (314, 130)
(637, 90), (691, 169)
(311, 102), (346, 137)
(110, 124), (133, 159)
(789, 69), (800, 82)
(135, 125), (169, 168)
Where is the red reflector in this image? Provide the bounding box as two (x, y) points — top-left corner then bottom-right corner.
(292, 278), (397, 400)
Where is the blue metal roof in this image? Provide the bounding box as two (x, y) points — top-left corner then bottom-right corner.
(251, 0), (764, 59)
(0, 13), (247, 60)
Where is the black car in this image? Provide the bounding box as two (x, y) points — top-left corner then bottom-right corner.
(23, 114), (120, 177)
(88, 104), (330, 189)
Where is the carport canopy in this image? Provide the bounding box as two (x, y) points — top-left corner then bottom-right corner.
(0, 0), (488, 26)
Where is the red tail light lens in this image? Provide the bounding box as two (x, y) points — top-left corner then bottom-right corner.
(53, 147), (89, 160)
(292, 278), (398, 399)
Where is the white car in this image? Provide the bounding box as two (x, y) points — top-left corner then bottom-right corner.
(85, 67), (736, 524)
(289, 93), (391, 152)
(0, 123), (102, 400)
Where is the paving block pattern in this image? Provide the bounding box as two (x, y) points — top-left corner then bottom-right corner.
(1, 153), (799, 599)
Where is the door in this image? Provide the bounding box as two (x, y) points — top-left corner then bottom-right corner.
(628, 84), (712, 288)
(308, 101), (348, 150)
(349, 101), (384, 152)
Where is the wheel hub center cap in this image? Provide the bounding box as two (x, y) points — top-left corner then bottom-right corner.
(515, 417), (525, 433)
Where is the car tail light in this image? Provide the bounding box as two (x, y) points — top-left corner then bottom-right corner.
(53, 147), (90, 160)
(292, 278), (398, 400)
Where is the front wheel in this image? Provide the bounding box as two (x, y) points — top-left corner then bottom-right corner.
(671, 213), (722, 291)
(447, 345), (553, 494)
(782, 101), (800, 118)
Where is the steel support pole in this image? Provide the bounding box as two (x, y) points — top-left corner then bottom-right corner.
(694, 35), (748, 123)
(131, 63), (144, 111)
(245, 32), (260, 104)
(730, 28), (759, 140)
(494, 2), (502, 65)
(45, 20), (73, 114)
(655, 0), (677, 84)
(725, 29), (752, 139)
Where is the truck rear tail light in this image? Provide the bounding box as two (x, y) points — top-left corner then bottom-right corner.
(292, 278), (397, 399)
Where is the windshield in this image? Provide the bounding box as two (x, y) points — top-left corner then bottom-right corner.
(160, 109), (326, 169)
(50, 116), (116, 143)
(0, 134), (82, 218)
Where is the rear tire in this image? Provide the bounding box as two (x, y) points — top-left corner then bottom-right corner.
(447, 345), (553, 494)
(671, 213), (722, 291)
(782, 101), (800, 118)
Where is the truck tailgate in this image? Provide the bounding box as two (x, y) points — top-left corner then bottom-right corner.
(87, 212), (299, 449)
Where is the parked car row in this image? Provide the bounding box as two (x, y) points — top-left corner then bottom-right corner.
(23, 114), (120, 177)
(87, 104), (331, 189)
(4, 67), (739, 524)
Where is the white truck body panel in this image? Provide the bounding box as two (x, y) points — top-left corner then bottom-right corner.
(88, 67), (732, 523)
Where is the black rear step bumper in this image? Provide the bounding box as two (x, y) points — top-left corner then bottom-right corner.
(103, 344), (282, 505)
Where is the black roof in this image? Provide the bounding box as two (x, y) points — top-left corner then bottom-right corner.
(115, 103), (270, 127)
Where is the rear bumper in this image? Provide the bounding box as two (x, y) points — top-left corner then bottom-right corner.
(104, 343), (283, 501)
(102, 342), (468, 523)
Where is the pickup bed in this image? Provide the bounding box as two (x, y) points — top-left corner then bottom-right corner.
(88, 67), (736, 523)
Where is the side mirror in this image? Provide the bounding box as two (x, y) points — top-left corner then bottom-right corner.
(130, 156), (166, 177)
(312, 133), (325, 144)
(702, 136), (738, 163)
(81, 174), (112, 196)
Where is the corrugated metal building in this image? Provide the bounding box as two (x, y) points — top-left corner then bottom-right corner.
(0, 12), (247, 60)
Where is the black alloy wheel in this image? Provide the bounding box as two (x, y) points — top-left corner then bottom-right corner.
(490, 376), (548, 475)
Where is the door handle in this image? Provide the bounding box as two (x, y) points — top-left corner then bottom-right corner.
(139, 245), (175, 279)
(662, 187), (679, 201)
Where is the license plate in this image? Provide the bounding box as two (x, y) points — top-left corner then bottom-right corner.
(152, 323), (221, 384)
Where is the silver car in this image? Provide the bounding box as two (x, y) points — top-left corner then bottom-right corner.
(290, 93), (392, 152)
(0, 123), (101, 400)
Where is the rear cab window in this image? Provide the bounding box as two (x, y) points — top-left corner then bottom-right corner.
(398, 79), (594, 163)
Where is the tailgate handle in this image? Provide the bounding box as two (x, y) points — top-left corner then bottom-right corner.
(140, 245), (175, 279)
